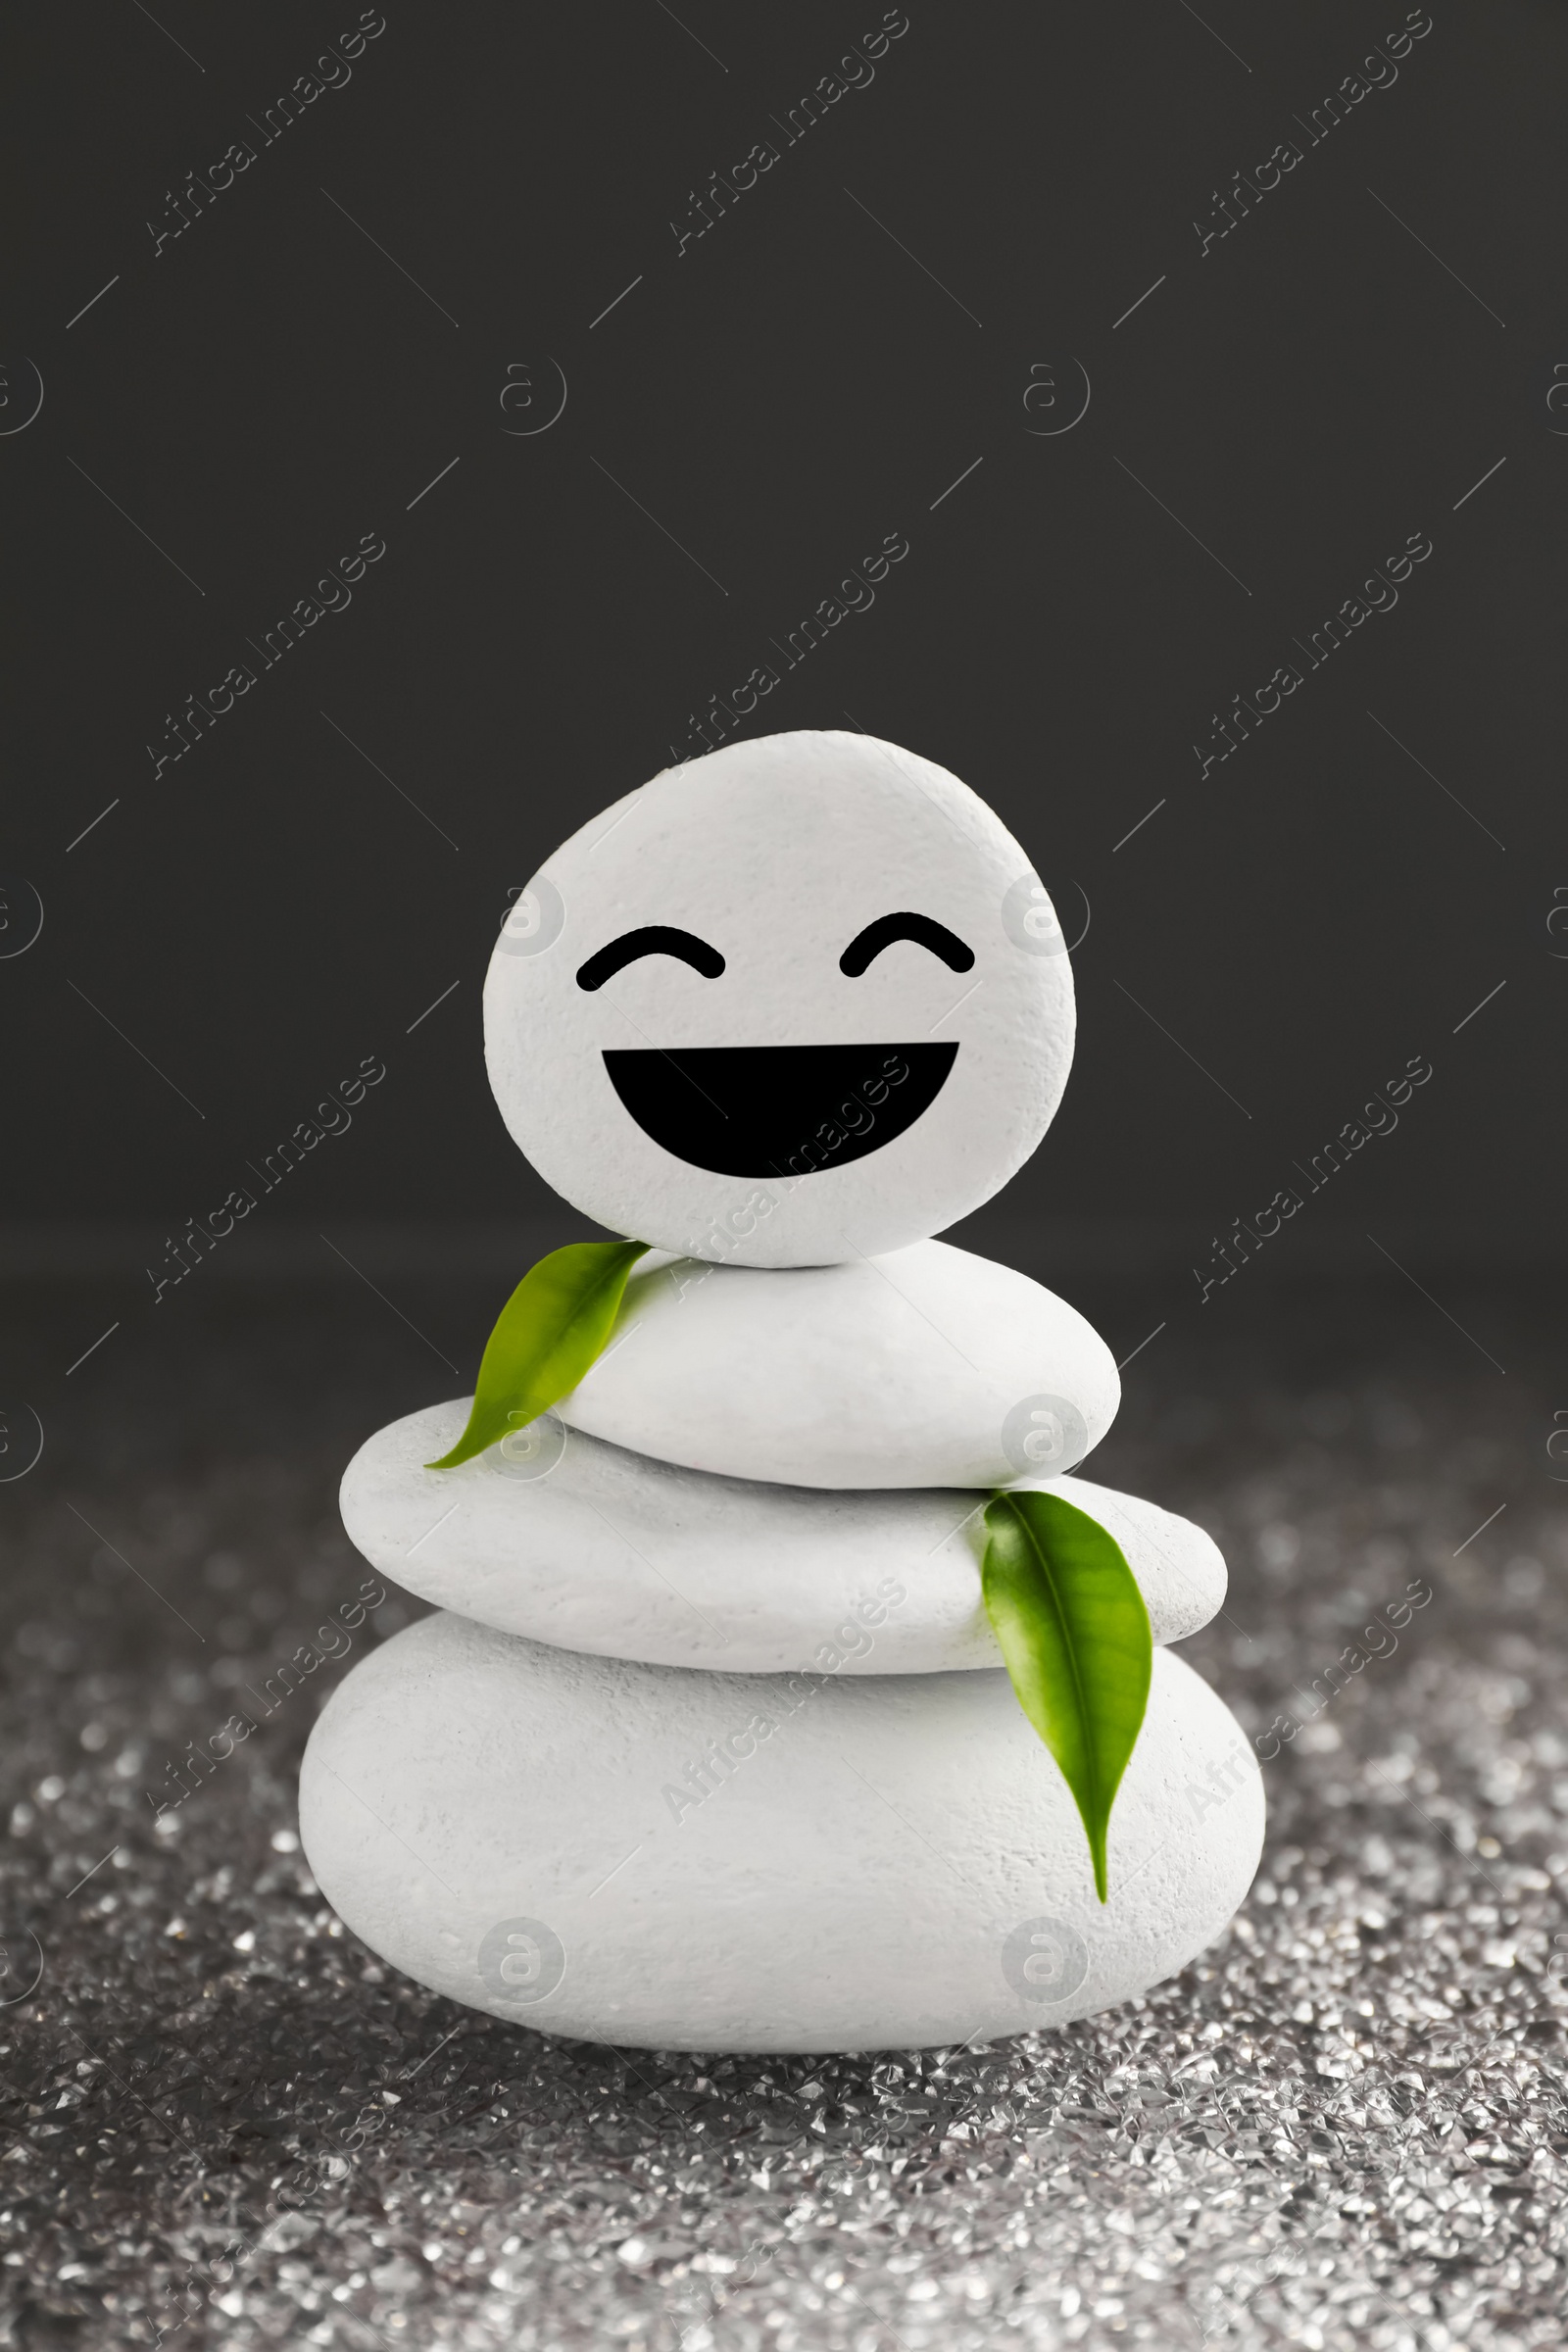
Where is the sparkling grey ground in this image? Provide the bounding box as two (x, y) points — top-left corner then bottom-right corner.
(2, 1266), (1565, 2349)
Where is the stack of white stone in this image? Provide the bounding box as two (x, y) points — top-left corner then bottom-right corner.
(300, 733), (1262, 2053)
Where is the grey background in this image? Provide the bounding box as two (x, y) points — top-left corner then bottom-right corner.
(5, 0), (1562, 1279)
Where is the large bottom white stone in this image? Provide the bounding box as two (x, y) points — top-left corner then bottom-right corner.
(299, 1613), (1263, 2053)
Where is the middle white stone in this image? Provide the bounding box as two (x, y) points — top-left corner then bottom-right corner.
(343, 1404), (1226, 1675)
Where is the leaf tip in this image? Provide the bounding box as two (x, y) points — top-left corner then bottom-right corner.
(424, 1431), (481, 1471)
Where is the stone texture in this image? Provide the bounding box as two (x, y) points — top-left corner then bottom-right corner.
(298, 1610), (1262, 2053)
(341, 1402), (1226, 1669)
(556, 1240), (1120, 1489)
(483, 731), (1075, 1266)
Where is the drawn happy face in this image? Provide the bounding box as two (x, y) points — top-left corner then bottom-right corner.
(483, 730), (1076, 1267)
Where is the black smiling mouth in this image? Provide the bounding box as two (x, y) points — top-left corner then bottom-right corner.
(600, 1043), (958, 1180)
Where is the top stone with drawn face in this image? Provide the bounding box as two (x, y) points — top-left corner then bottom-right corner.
(484, 730), (1075, 1267)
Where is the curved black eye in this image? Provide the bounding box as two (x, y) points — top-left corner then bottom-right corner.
(840, 912), (974, 978)
(576, 925), (725, 992)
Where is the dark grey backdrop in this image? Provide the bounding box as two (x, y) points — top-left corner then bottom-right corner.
(5, 0), (1562, 1300)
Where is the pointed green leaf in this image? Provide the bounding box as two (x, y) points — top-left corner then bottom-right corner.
(426, 1240), (650, 1469)
(981, 1489), (1152, 1903)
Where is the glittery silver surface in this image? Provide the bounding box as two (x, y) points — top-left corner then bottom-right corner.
(3, 1271), (1564, 2349)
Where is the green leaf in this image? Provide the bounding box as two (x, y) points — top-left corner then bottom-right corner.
(426, 1240), (650, 1469)
(981, 1489), (1152, 1903)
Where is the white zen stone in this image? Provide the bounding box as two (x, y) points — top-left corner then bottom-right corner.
(341, 1402), (1226, 1671)
(300, 1613), (1263, 2054)
(553, 1238), (1118, 1490)
(483, 730), (1075, 1269)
